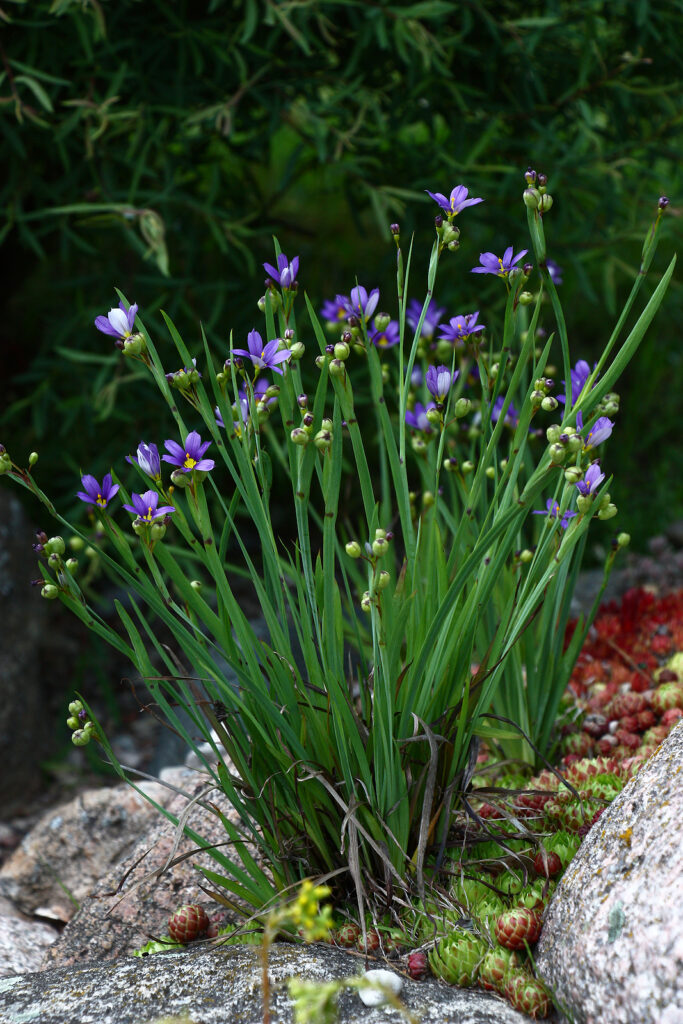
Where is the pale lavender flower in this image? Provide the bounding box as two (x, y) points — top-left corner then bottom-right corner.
(264, 252), (299, 289)
(426, 185), (484, 217)
(576, 461), (605, 496)
(94, 301), (138, 340)
(405, 402), (435, 433)
(547, 258), (563, 285)
(370, 319), (400, 349)
(491, 395), (519, 427)
(162, 430), (215, 473)
(559, 359), (595, 406)
(231, 329), (291, 375)
(426, 365), (457, 402)
(122, 490), (175, 522)
(438, 311), (486, 345)
(471, 246), (528, 278)
(532, 498), (577, 530)
(337, 286), (380, 321)
(582, 414), (614, 450)
(126, 442), (161, 480)
(320, 298), (350, 326)
(76, 473), (119, 508)
(406, 299), (446, 340)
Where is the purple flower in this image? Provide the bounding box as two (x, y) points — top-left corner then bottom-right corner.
(370, 318), (400, 349)
(438, 311), (486, 345)
(76, 473), (119, 508)
(581, 414), (614, 450)
(231, 330), (291, 375)
(264, 252), (299, 289)
(532, 498), (577, 530)
(405, 402), (435, 433)
(471, 246), (528, 278)
(426, 185), (484, 217)
(122, 489), (175, 522)
(406, 299), (446, 340)
(337, 286), (380, 322)
(559, 359), (595, 406)
(320, 298), (350, 326)
(547, 259), (563, 286)
(162, 430), (215, 473)
(216, 379), (273, 431)
(491, 395), (519, 427)
(126, 442), (161, 480)
(426, 365), (457, 402)
(576, 461), (605, 497)
(94, 301), (138, 340)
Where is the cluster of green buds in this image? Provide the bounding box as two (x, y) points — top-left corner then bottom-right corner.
(290, 395), (334, 451)
(435, 214), (461, 253)
(66, 699), (97, 747)
(346, 528), (393, 611)
(34, 533), (79, 599)
(546, 423), (583, 464)
(522, 168), (553, 215)
(166, 360), (201, 391)
(595, 390), (620, 418)
(530, 377), (558, 412)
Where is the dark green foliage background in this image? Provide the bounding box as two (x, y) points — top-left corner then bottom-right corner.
(2, 0), (681, 546)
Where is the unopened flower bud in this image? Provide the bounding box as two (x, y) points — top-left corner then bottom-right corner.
(264, 384), (280, 400)
(71, 729), (91, 747)
(566, 435), (583, 454)
(345, 541), (362, 559)
(549, 443), (567, 464)
(374, 312), (391, 332)
(537, 172), (548, 188)
(485, 466), (495, 479)
(426, 407), (442, 426)
(297, 393), (308, 409)
(150, 522), (166, 541)
(523, 188), (540, 210)
(375, 570), (391, 591)
(603, 401), (619, 417)
(390, 223), (400, 237)
(45, 536), (65, 556)
(291, 428), (309, 447)
(617, 532), (631, 547)
(454, 398), (472, 418)
(538, 194), (553, 214)
(598, 492), (611, 509)
(329, 358), (345, 377)
(447, 240), (459, 252)
(434, 214), (443, 230)
(315, 355), (326, 370)
(658, 196), (669, 210)
(122, 334), (145, 357)
(68, 700), (83, 715)
(334, 341), (350, 361)
(462, 460), (474, 474)
(374, 528), (387, 540)
(525, 168), (537, 185)
(289, 342), (305, 360)
(360, 591), (372, 613)
(314, 429), (332, 450)
(443, 457), (458, 472)
(541, 396), (559, 412)
(519, 549), (533, 563)
(531, 390), (545, 409)
(576, 494), (593, 514)
(302, 413), (315, 429)
(0, 454), (11, 475)
(257, 296), (266, 312)
(598, 502), (617, 520)
(65, 558), (78, 573)
(518, 290), (534, 306)
(564, 466), (583, 484)
(284, 328), (295, 341)
(170, 469), (191, 488)
(66, 716), (80, 731)
(132, 519), (147, 536)
(372, 537), (389, 557)
(41, 584), (59, 600)
(190, 579), (202, 591)
(28, 451), (39, 467)
(48, 552), (61, 568)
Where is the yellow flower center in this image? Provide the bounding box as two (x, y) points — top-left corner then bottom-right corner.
(183, 454), (197, 469)
(96, 493), (106, 506)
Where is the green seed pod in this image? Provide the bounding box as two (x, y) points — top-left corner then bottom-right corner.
(523, 188), (540, 209)
(345, 541), (362, 559)
(314, 354), (326, 370)
(123, 335), (145, 357)
(566, 435), (583, 454)
(71, 729), (91, 747)
(546, 424), (562, 444)
(541, 396), (559, 412)
(539, 193), (554, 213)
(373, 312), (391, 332)
(65, 558), (78, 573)
(265, 384), (281, 400)
(375, 528), (387, 539)
(190, 579), (202, 591)
(45, 536), (66, 556)
(617, 532), (631, 548)
(314, 430), (332, 450)
(372, 537), (389, 557)
(334, 341), (350, 361)
(485, 466), (495, 479)
(549, 443), (567, 464)
(376, 570), (391, 591)
(28, 451), (39, 467)
(66, 716), (80, 731)
(576, 494), (593, 514)
(48, 552), (62, 568)
(68, 700), (83, 715)
(462, 460), (474, 474)
(518, 290), (534, 306)
(170, 469), (191, 488)
(360, 591), (372, 613)
(564, 466), (583, 484)
(41, 584), (59, 600)
(426, 408), (442, 427)
(328, 358), (345, 377)
(411, 436), (427, 453)
(422, 491), (435, 509)
(454, 398), (472, 418)
(150, 522), (166, 541)
(519, 549), (533, 563)
(598, 503), (617, 520)
(132, 520), (147, 536)
(291, 428), (309, 447)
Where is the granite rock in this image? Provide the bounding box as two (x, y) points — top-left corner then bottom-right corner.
(0, 942), (536, 1023)
(535, 721), (683, 1024)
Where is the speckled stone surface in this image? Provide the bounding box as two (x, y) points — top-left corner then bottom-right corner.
(0, 943), (537, 1023)
(536, 720), (683, 1024)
